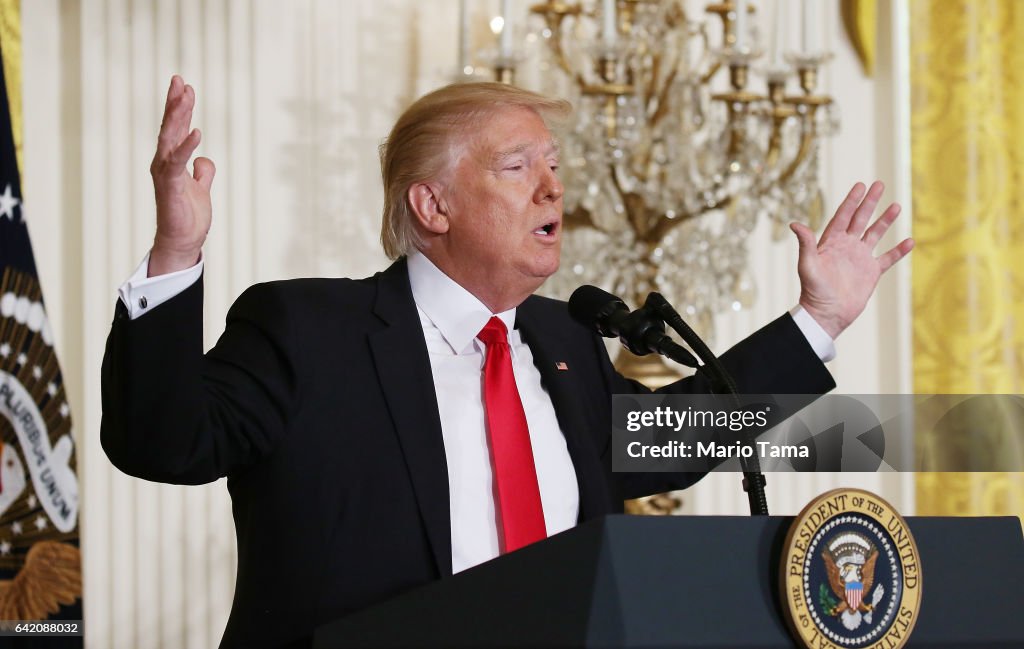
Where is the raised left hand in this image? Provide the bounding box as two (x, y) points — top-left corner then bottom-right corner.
(790, 181), (914, 339)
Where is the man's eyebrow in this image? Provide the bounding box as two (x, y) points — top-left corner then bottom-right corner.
(492, 143), (531, 164)
(491, 140), (561, 164)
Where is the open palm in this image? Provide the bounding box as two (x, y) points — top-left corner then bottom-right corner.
(791, 181), (914, 339)
(148, 75), (216, 276)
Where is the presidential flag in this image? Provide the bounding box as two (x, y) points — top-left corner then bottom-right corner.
(0, 17), (83, 645)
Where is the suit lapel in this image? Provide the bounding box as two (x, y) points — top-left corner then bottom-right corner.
(516, 299), (612, 522)
(368, 259), (453, 577)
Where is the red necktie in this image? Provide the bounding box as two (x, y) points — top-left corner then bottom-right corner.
(477, 317), (547, 553)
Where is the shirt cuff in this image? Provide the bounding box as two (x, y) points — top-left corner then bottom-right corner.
(789, 305), (836, 363)
(117, 251), (204, 320)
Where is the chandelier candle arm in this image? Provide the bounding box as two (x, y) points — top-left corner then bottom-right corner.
(797, 64), (818, 95)
(699, 60), (724, 86)
(706, 3), (735, 47)
(642, 54), (662, 111)
(645, 195), (735, 245)
(607, 163), (646, 236)
(778, 100), (825, 184)
(599, 54), (617, 84)
(765, 75), (797, 170)
(778, 61), (833, 182)
(703, 3), (747, 82)
(648, 57), (683, 127)
(528, 2), (583, 81)
(729, 62), (749, 91)
(646, 208), (699, 245)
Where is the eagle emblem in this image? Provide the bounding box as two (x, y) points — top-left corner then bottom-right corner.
(781, 489), (922, 649)
(0, 270), (82, 622)
(820, 532), (885, 630)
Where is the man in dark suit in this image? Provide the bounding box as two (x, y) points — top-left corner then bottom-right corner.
(101, 77), (913, 648)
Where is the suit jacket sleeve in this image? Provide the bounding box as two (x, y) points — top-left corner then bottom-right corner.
(101, 277), (299, 484)
(597, 313), (837, 499)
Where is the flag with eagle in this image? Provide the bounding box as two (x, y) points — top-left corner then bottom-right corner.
(0, 9), (83, 645)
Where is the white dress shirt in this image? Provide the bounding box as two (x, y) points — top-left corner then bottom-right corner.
(406, 252), (579, 572)
(117, 250), (836, 573)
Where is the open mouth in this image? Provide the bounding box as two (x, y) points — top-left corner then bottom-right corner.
(533, 222), (558, 237)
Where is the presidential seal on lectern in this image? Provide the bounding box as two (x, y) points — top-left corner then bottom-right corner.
(780, 489), (922, 649)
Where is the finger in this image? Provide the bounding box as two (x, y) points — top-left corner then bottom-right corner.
(193, 156), (216, 192)
(156, 100), (192, 158)
(167, 128), (201, 169)
(156, 85), (196, 156)
(163, 75), (183, 115)
(847, 180), (885, 237)
(790, 221), (819, 257)
(158, 78), (188, 139)
(878, 238), (915, 273)
(170, 85), (196, 146)
(862, 202), (901, 248)
(821, 182), (866, 242)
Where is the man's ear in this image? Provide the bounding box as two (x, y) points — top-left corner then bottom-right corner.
(407, 183), (450, 235)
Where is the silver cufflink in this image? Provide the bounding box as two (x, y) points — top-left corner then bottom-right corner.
(139, 296), (148, 309)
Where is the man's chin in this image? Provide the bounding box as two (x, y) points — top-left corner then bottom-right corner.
(535, 256), (560, 281)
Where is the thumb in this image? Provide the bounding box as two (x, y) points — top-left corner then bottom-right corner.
(790, 222), (818, 256)
(194, 157), (216, 191)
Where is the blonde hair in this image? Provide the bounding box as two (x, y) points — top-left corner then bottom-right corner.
(379, 82), (572, 260)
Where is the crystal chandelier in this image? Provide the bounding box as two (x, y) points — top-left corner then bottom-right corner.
(463, 0), (839, 352)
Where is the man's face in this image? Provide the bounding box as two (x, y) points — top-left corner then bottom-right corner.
(439, 106), (563, 306)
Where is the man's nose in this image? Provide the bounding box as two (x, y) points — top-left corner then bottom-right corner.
(534, 166), (564, 203)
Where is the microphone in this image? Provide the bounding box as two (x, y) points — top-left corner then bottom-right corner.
(571, 286), (769, 515)
(568, 286), (698, 367)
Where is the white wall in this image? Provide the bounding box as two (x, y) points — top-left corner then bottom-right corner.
(19, 1), (913, 647)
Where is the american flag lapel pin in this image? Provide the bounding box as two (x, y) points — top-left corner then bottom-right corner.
(555, 361), (569, 371)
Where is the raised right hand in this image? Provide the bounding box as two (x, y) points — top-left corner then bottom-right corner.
(148, 75), (216, 276)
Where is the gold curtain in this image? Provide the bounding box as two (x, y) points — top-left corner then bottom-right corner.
(910, 0), (1024, 517)
(0, 0), (20, 176)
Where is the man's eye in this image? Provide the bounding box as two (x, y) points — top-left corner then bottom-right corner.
(505, 165), (523, 171)
(550, 165), (559, 172)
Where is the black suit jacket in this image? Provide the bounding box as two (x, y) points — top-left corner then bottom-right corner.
(101, 259), (835, 648)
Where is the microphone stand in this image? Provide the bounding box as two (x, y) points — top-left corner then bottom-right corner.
(644, 293), (770, 517)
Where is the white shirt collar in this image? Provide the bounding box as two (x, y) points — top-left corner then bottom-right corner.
(407, 252), (516, 355)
